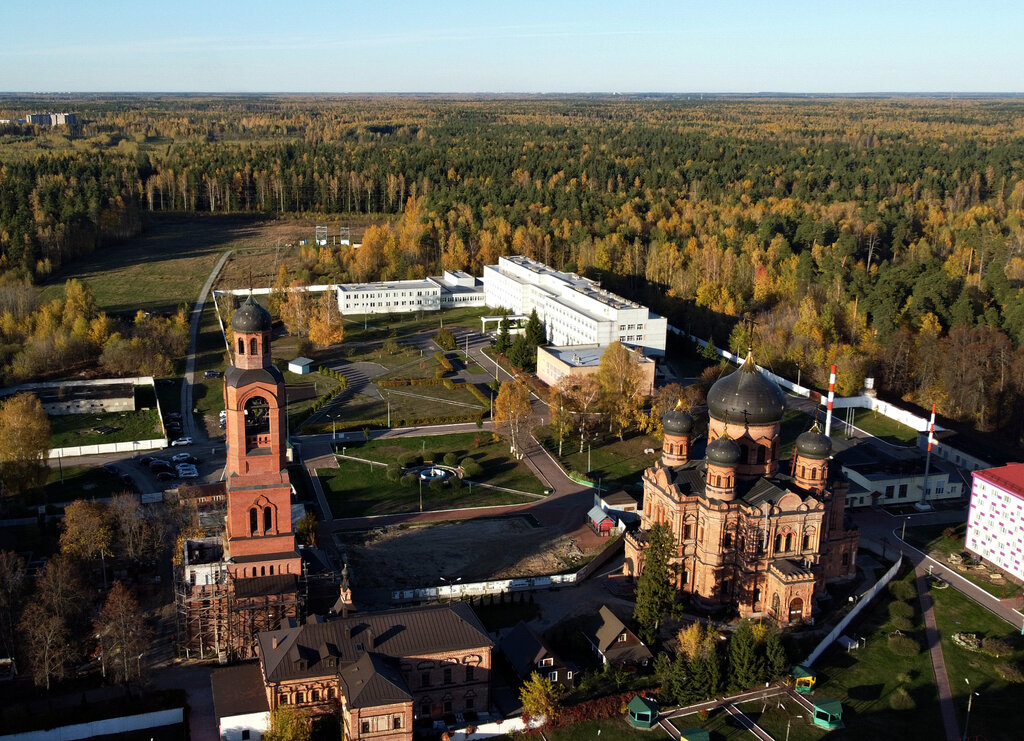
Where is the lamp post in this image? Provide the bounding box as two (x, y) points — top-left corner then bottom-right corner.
(786, 715), (803, 741)
(439, 576), (462, 603)
(963, 679), (979, 741)
(419, 476), (423, 512)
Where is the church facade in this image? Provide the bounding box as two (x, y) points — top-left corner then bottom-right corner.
(623, 354), (858, 624)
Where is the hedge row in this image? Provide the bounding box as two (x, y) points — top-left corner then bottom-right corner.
(304, 410), (485, 435)
(434, 351), (454, 378)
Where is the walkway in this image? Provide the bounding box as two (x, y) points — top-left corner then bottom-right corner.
(660, 684), (787, 740)
(916, 565), (960, 741)
(180, 249), (232, 442)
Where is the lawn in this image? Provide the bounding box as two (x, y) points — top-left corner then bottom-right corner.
(337, 432), (547, 494)
(38, 213), (232, 316)
(192, 301), (229, 418)
(904, 523), (1022, 599)
(846, 409), (918, 446)
(341, 305), (490, 344)
(35, 464), (134, 505)
(317, 460), (536, 518)
(536, 425), (659, 492)
(811, 568), (944, 740)
(732, 700), (829, 741)
(49, 407), (163, 447)
(930, 581), (1024, 741)
(514, 717), (669, 740)
(377, 355), (444, 380)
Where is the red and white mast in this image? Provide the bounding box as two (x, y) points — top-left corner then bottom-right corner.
(920, 403), (937, 507)
(823, 364), (837, 438)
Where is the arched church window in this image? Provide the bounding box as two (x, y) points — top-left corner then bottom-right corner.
(810, 467), (817, 480)
(250, 337), (259, 355)
(723, 532), (732, 548)
(772, 592), (780, 613)
(250, 507), (258, 535)
(774, 534), (782, 553)
(264, 506), (273, 533)
(753, 587), (761, 603)
(802, 533), (810, 550)
(237, 337), (245, 355)
(261, 566), (265, 576)
(785, 533), (793, 551)
(756, 446), (766, 464)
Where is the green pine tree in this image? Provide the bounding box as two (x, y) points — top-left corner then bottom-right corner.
(633, 522), (675, 644)
(764, 629), (789, 679)
(495, 315), (511, 354)
(525, 308), (546, 347)
(728, 621), (764, 691)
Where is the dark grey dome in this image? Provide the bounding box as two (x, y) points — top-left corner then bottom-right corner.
(796, 426), (832, 460)
(663, 406), (694, 435)
(706, 436), (741, 467)
(232, 294), (272, 333)
(707, 353), (786, 426)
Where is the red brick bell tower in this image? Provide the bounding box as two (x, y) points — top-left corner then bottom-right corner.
(223, 295), (301, 582)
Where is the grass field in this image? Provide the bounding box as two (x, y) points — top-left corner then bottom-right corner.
(318, 461), (535, 517)
(339, 432), (547, 494)
(536, 425), (659, 492)
(904, 523), (1022, 599)
(341, 306), (490, 345)
(844, 409), (918, 446)
(812, 568), (944, 740)
(49, 408), (163, 447)
(930, 582), (1024, 741)
(37, 464), (134, 505)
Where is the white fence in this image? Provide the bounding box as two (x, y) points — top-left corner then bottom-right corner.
(0, 707), (183, 741)
(445, 716), (537, 739)
(50, 437), (166, 460)
(393, 573), (577, 603)
(803, 555), (903, 667)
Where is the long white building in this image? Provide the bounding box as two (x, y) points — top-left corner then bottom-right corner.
(966, 463), (1024, 581)
(482, 256), (667, 356)
(336, 271), (485, 315)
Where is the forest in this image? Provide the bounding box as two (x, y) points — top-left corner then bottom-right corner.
(1, 95), (1023, 445)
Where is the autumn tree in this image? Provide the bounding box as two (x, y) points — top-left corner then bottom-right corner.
(0, 550), (26, 658)
(547, 385), (574, 457)
(109, 492), (150, 561)
(36, 554), (90, 623)
(519, 670), (562, 725)
(0, 392), (50, 502)
(60, 499), (113, 586)
(559, 375), (602, 453)
(596, 341), (647, 439)
(264, 704), (312, 741)
(494, 379), (533, 459)
(280, 284), (312, 337)
(307, 289), (345, 347)
(93, 581), (150, 684)
(633, 521), (675, 644)
(20, 602), (73, 691)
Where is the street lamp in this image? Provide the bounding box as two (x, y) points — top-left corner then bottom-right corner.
(786, 715), (803, 741)
(963, 679), (979, 741)
(439, 576), (462, 603)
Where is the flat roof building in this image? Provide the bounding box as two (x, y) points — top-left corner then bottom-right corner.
(967, 463), (1024, 582)
(835, 438), (967, 509)
(536, 343), (655, 396)
(482, 256), (667, 356)
(336, 271), (485, 315)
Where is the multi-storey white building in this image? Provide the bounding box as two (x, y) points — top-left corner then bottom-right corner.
(482, 256), (667, 356)
(336, 271), (485, 315)
(966, 463), (1024, 581)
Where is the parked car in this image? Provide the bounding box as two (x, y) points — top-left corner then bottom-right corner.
(171, 436), (193, 447)
(204, 370), (222, 378)
(166, 412), (182, 421)
(155, 472), (175, 482)
(139, 455), (153, 465)
(177, 468), (199, 479)
(172, 453), (198, 464)
(102, 463), (117, 474)
(175, 462), (198, 473)
(121, 474), (134, 486)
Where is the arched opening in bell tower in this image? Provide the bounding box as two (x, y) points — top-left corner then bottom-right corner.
(244, 395), (272, 453)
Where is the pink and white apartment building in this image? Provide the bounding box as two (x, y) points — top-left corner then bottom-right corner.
(966, 463), (1024, 582)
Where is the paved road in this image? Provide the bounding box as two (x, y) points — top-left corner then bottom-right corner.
(180, 250), (232, 444)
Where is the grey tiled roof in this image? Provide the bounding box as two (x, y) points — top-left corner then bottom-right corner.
(340, 653), (412, 709)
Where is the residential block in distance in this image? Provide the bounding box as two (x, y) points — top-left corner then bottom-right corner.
(966, 463), (1024, 581)
(482, 256), (667, 356)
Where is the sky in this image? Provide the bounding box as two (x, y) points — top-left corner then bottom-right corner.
(2, 1), (1022, 93)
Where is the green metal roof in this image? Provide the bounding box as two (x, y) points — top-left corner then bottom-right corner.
(627, 695), (659, 714)
(813, 698), (843, 716)
(679, 729), (711, 741)
(792, 664), (816, 679)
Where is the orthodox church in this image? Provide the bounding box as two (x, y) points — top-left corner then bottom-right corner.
(623, 353), (858, 624)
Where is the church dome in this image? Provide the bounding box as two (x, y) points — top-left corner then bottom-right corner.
(232, 294), (273, 333)
(662, 405), (694, 435)
(707, 352), (786, 426)
(796, 426), (832, 460)
(706, 436), (742, 467)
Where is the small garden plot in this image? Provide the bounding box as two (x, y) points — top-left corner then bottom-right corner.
(50, 407), (162, 447)
(341, 432), (546, 494)
(319, 460), (536, 518)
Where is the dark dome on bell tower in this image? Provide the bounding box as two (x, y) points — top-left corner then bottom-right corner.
(232, 294), (273, 333)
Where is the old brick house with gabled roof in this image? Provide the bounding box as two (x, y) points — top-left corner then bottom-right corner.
(256, 602), (492, 741)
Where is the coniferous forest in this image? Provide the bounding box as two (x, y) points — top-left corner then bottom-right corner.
(2, 95), (1024, 443)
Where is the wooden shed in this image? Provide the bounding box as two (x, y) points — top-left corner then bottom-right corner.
(587, 505), (615, 535)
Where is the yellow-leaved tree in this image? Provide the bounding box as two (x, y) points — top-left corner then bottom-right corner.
(307, 290), (345, 348)
(0, 392), (50, 503)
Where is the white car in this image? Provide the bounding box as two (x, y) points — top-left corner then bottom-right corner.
(171, 436), (193, 447)
(172, 452), (194, 463)
(177, 468), (199, 479)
